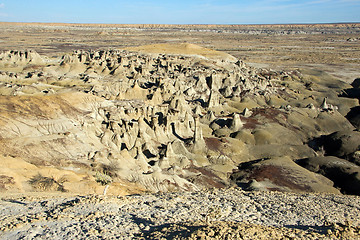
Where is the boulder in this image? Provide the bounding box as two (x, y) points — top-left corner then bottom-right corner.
(322, 130), (360, 158)
(231, 157), (340, 194)
(340, 88), (360, 100)
(351, 78), (360, 88)
(297, 156), (360, 195)
(346, 106), (360, 130)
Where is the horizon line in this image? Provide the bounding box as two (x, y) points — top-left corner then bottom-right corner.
(1, 21), (360, 27)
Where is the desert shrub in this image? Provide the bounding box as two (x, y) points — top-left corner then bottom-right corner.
(95, 171), (112, 186)
(28, 173), (66, 192)
(102, 161), (120, 178)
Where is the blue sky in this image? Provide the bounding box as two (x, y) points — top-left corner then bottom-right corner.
(0, 0), (359, 24)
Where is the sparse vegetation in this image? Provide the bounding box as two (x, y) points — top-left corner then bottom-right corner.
(28, 173), (67, 192)
(95, 171), (112, 186)
(102, 161), (120, 178)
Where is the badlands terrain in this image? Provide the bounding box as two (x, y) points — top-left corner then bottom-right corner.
(0, 22), (360, 239)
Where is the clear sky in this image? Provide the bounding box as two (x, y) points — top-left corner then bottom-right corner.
(0, 0), (359, 24)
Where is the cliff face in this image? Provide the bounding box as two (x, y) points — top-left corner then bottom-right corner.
(0, 44), (359, 195)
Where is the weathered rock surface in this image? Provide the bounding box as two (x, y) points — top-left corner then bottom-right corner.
(0, 50), (45, 69)
(1, 188), (360, 239)
(0, 45), (359, 196)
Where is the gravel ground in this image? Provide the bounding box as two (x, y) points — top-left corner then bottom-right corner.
(1, 188), (360, 239)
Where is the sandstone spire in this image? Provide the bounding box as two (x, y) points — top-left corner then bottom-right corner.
(192, 115), (206, 153)
(230, 113), (243, 132)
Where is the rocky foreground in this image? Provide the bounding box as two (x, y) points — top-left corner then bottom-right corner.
(1, 188), (360, 239)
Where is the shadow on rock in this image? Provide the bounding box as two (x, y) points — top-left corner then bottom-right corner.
(135, 222), (203, 239)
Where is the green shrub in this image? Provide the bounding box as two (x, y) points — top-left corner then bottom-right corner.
(95, 171), (112, 186)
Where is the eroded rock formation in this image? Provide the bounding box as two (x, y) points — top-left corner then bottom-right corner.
(0, 44), (359, 195)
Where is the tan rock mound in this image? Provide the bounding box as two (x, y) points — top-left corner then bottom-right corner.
(126, 43), (238, 62)
(0, 50), (45, 70)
